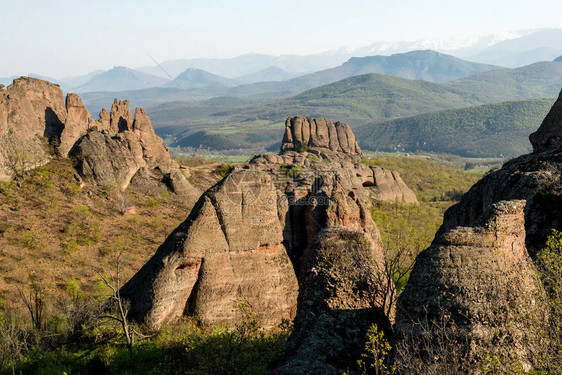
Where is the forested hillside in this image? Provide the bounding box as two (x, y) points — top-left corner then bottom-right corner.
(356, 98), (554, 157)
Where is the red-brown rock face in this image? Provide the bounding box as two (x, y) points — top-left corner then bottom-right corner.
(59, 93), (96, 155)
(121, 170), (300, 329)
(109, 99), (133, 134)
(0, 77), (67, 178)
(281, 116), (362, 155)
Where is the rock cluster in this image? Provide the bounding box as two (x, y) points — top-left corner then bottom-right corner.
(122, 116), (401, 339)
(281, 116), (362, 155)
(0, 77), (196, 199)
(395, 201), (546, 373)
(70, 103), (189, 193)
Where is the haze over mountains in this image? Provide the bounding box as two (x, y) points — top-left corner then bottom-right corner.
(3, 28), (562, 158)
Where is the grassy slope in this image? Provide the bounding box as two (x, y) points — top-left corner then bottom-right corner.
(0, 159), (221, 307)
(355, 98), (554, 157)
(0, 154), (485, 374)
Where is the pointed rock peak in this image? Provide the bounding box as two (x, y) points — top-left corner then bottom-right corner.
(132, 107), (155, 134)
(109, 99), (133, 133)
(281, 116), (362, 155)
(99, 108), (109, 121)
(529, 89), (562, 153)
(65, 93), (86, 109)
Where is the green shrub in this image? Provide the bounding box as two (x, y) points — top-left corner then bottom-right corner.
(219, 164), (232, 179)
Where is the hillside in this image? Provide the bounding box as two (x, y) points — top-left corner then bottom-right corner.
(164, 73), (489, 151)
(74, 66), (169, 93)
(446, 61), (562, 101)
(355, 98), (554, 157)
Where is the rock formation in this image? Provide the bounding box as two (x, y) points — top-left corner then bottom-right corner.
(122, 116), (399, 335)
(436, 91), (562, 257)
(274, 226), (391, 374)
(59, 93), (96, 156)
(395, 201), (546, 373)
(0, 77), (67, 179)
(0, 76), (196, 199)
(394, 93), (562, 372)
(281, 116), (362, 155)
(121, 170), (299, 329)
(70, 104), (188, 193)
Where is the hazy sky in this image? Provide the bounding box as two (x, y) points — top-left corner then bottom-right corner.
(2, 0), (561, 78)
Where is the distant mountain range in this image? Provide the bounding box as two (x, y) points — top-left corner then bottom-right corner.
(465, 29), (562, 68)
(166, 68), (239, 89)
(149, 73), (491, 152)
(74, 67), (169, 93)
(79, 50), (503, 111)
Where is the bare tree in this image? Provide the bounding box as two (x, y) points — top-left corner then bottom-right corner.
(16, 284), (45, 332)
(96, 252), (148, 349)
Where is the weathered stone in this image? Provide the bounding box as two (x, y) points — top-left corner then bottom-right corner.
(109, 99), (133, 134)
(0, 77), (67, 178)
(132, 108), (174, 168)
(369, 166), (418, 203)
(59, 93), (96, 155)
(121, 170), (299, 329)
(274, 226), (391, 374)
(281, 116), (362, 155)
(71, 130), (145, 190)
(395, 200), (547, 373)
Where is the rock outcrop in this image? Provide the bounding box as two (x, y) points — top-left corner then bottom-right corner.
(70, 103), (187, 193)
(0, 76), (196, 199)
(0, 77), (67, 179)
(435, 93), (562, 257)
(59, 93), (96, 156)
(121, 170), (299, 329)
(122, 116), (398, 334)
(274, 226), (391, 374)
(281, 116), (362, 155)
(395, 200), (546, 373)
(250, 150), (418, 205)
(394, 94), (562, 372)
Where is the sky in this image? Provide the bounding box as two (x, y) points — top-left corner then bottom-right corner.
(2, 0), (562, 78)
